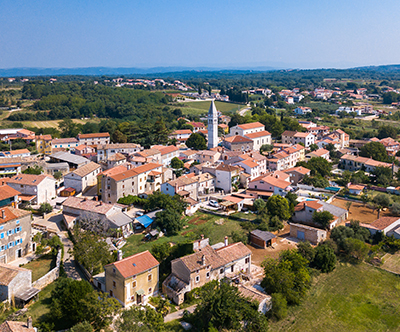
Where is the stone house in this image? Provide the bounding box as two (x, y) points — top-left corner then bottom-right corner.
(222, 136), (254, 152)
(0, 318), (36, 331)
(0, 207), (32, 263)
(290, 223), (327, 244)
(64, 162), (102, 193)
(283, 166), (311, 185)
(51, 137), (79, 150)
(163, 237), (251, 304)
(0, 264), (38, 305)
(97, 143), (142, 162)
(103, 251), (159, 307)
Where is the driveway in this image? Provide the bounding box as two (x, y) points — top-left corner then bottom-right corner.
(164, 305), (197, 323)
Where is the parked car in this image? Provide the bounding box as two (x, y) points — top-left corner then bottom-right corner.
(209, 200), (219, 208)
(136, 211), (144, 217)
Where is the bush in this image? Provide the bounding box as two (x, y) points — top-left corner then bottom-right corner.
(269, 293), (288, 321)
(39, 203), (53, 214)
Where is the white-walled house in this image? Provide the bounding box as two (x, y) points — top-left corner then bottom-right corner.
(294, 107), (312, 115)
(229, 122), (265, 137)
(6, 174), (56, 204)
(64, 162), (102, 193)
(244, 131), (272, 151)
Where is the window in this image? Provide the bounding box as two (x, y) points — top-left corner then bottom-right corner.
(206, 271), (210, 279)
(113, 281), (116, 288)
(110, 290), (113, 297)
(16, 220), (20, 225)
(148, 274), (152, 281)
(132, 280), (136, 288)
(196, 270), (199, 274)
(220, 268), (224, 274)
(195, 276), (200, 283)
(15, 227), (21, 233)
(8, 242), (13, 248)
(148, 287), (152, 294)
(0, 233), (4, 239)
(231, 265), (234, 272)
(245, 257), (250, 264)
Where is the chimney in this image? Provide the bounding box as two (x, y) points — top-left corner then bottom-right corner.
(1, 210), (5, 219)
(117, 250), (123, 261)
(27, 317), (32, 329)
(201, 255), (206, 266)
(224, 236), (228, 247)
(95, 196), (98, 201)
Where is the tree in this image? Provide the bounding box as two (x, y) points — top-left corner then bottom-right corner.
(22, 165), (43, 175)
(390, 202), (400, 216)
(359, 142), (389, 162)
(150, 242), (171, 262)
(373, 193), (391, 208)
(371, 166), (392, 186)
(53, 171), (63, 180)
(58, 118), (80, 138)
(116, 306), (165, 332)
(285, 191), (298, 214)
(345, 201), (352, 212)
(170, 157), (184, 169)
(344, 238), (369, 261)
(261, 250), (311, 305)
(190, 281), (269, 331)
(156, 208), (184, 235)
(144, 191), (187, 214)
(39, 202), (53, 214)
(297, 241), (315, 263)
(266, 195), (291, 221)
(112, 129), (128, 143)
(312, 210), (334, 230)
(72, 224), (113, 275)
(306, 157), (332, 177)
(253, 198), (266, 213)
(186, 133), (207, 150)
(378, 125), (398, 139)
(309, 143), (319, 152)
(260, 144), (273, 154)
(313, 243), (336, 272)
(70, 321), (93, 332)
(269, 293), (288, 321)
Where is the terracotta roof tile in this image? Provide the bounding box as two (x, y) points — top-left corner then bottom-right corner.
(237, 122), (264, 130)
(369, 217), (400, 231)
(106, 250), (159, 278)
(0, 185), (20, 201)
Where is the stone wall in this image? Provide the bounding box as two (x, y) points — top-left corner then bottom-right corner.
(32, 248), (62, 290)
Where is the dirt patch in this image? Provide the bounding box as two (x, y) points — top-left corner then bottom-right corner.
(214, 218), (225, 225)
(188, 216), (201, 224)
(194, 219), (208, 225)
(331, 198), (392, 224)
(247, 237), (298, 265)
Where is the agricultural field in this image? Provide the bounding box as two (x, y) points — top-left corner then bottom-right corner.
(0, 116), (102, 129)
(177, 100), (246, 116)
(270, 263), (400, 332)
(123, 211), (247, 258)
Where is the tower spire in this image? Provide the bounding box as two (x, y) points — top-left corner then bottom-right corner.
(207, 100), (218, 149)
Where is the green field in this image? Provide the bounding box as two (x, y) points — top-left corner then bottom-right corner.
(178, 100), (245, 116)
(270, 263), (400, 332)
(21, 253), (56, 281)
(123, 211), (246, 257)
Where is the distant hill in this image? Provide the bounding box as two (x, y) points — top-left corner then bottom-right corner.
(0, 66), (278, 78)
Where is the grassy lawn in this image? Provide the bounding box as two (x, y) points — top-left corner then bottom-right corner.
(22, 282), (55, 325)
(381, 252), (400, 274)
(176, 100), (246, 116)
(270, 263), (400, 332)
(123, 211), (248, 258)
(21, 253), (56, 282)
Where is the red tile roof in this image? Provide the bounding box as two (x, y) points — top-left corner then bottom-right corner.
(107, 250), (159, 278)
(78, 132), (110, 139)
(244, 130), (271, 139)
(237, 122), (264, 130)
(0, 185), (20, 201)
(224, 135), (253, 144)
(369, 217), (400, 231)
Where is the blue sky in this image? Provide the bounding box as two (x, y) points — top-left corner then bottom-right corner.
(1, 0), (400, 69)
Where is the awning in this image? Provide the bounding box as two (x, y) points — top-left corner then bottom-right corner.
(14, 287), (40, 302)
(136, 215), (154, 228)
(136, 289), (145, 295)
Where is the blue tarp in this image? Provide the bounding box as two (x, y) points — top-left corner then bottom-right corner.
(136, 215), (154, 228)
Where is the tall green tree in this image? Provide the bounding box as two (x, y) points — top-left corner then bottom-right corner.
(359, 142), (389, 162)
(116, 306), (165, 332)
(266, 195), (291, 221)
(186, 132), (207, 150)
(312, 210), (334, 230)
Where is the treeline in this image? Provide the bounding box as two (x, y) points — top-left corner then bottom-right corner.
(8, 82), (172, 121)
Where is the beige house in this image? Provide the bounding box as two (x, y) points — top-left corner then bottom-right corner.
(103, 251), (159, 307)
(77, 132), (110, 146)
(64, 162), (102, 193)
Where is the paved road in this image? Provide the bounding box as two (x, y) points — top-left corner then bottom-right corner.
(32, 212), (85, 280)
(164, 305), (197, 323)
(239, 106), (251, 116)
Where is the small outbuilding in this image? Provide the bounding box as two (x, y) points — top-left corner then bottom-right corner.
(250, 229), (276, 248)
(290, 223), (327, 244)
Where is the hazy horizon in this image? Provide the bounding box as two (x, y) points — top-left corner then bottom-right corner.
(1, 0), (400, 70)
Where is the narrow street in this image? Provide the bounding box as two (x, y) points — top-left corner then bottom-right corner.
(164, 304), (197, 323)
